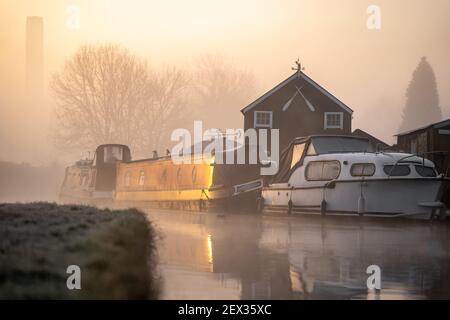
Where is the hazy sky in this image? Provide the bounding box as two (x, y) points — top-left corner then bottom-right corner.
(1, 0), (450, 163)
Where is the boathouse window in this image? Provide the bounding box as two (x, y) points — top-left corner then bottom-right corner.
(305, 160), (341, 181)
(383, 165), (411, 176)
(324, 112), (343, 130)
(138, 170), (145, 185)
(350, 163), (375, 177)
(415, 165), (437, 177)
(124, 172), (131, 187)
(254, 111), (272, 128)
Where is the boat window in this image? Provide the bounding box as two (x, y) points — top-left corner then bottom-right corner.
(383, 165), (411, 176)
(104, 146), (123, 163)
(160, 169), (167, 184)
(89, 174), (95, 187)
(351, 163), (376, 177)
(138, 170), (145, 185)
(305, 161), (341, 181)
(192, 166), (197, 184)
(415, 165), (437, 177)
(124, 172), (131, 187)
(177, 167), (182, 185)
(291, 143), (306, 168)
(81, 174), (89, 186)
(306, 143), (316, 156)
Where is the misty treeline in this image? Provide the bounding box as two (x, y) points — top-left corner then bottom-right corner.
(399, 56), (443, 132)
(51, 43), (257, 158)
(0, 161), (64, 202)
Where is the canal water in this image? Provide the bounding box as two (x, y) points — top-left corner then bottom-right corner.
(144, 209), (450, 300)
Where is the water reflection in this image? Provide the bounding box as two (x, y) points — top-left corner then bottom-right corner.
(145, 209), (450, 300)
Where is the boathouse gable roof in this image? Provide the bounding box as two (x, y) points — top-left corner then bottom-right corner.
(240, 72), (353, 115)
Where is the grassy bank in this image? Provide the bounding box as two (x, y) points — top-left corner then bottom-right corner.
(0, 202), (158, 299)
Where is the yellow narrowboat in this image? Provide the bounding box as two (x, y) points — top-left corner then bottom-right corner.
(114, 151), (263, 211)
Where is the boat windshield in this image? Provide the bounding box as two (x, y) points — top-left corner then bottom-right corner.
(310, 137), (373, 154)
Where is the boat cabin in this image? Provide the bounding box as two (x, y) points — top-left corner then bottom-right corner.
(59, 144), (131, 203)
(270, 135), (375, 184)
(92, 144), (131, 192)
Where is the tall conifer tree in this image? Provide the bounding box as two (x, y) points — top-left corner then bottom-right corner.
(399, 57), (442, 132)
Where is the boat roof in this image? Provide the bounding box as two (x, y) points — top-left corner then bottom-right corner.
(95, 144), (130, 151)
(291, 134), (369, 144)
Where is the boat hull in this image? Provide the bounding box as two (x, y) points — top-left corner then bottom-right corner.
(114, 181), (262, 213)
(262, 178), (445, 219)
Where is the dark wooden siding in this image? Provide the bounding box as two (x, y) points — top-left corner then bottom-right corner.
(397, 124), (450, 175)
(396, 123), (450, 206)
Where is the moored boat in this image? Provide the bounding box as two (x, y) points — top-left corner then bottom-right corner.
(261, 135), (448, 219)
(114, 146), (262, 211)
(60, 142), (262, 211)
(59, 144), (131, 204)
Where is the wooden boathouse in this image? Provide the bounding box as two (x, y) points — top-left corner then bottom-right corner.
(241, 64), (354, 152)
(396, 119), (450, 176)
(396, 119), (450, 206)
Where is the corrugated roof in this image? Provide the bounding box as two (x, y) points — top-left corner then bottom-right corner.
(396, 119), (450, 136)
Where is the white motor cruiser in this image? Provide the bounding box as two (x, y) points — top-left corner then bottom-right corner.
(261, 135), (448, 219)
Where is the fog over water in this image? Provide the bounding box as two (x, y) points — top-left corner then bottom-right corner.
(146, 209), (450, 300)
(1, 0), (450, 165)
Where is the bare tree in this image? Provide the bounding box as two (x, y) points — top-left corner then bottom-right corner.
(51, 44), (189, 157)
(51, 47), (256, 158)
(141, 66), (191, 153)
(192, 54), (257, 129)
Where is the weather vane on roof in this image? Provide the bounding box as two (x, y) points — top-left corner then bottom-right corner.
(292, 58), (304, 77)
